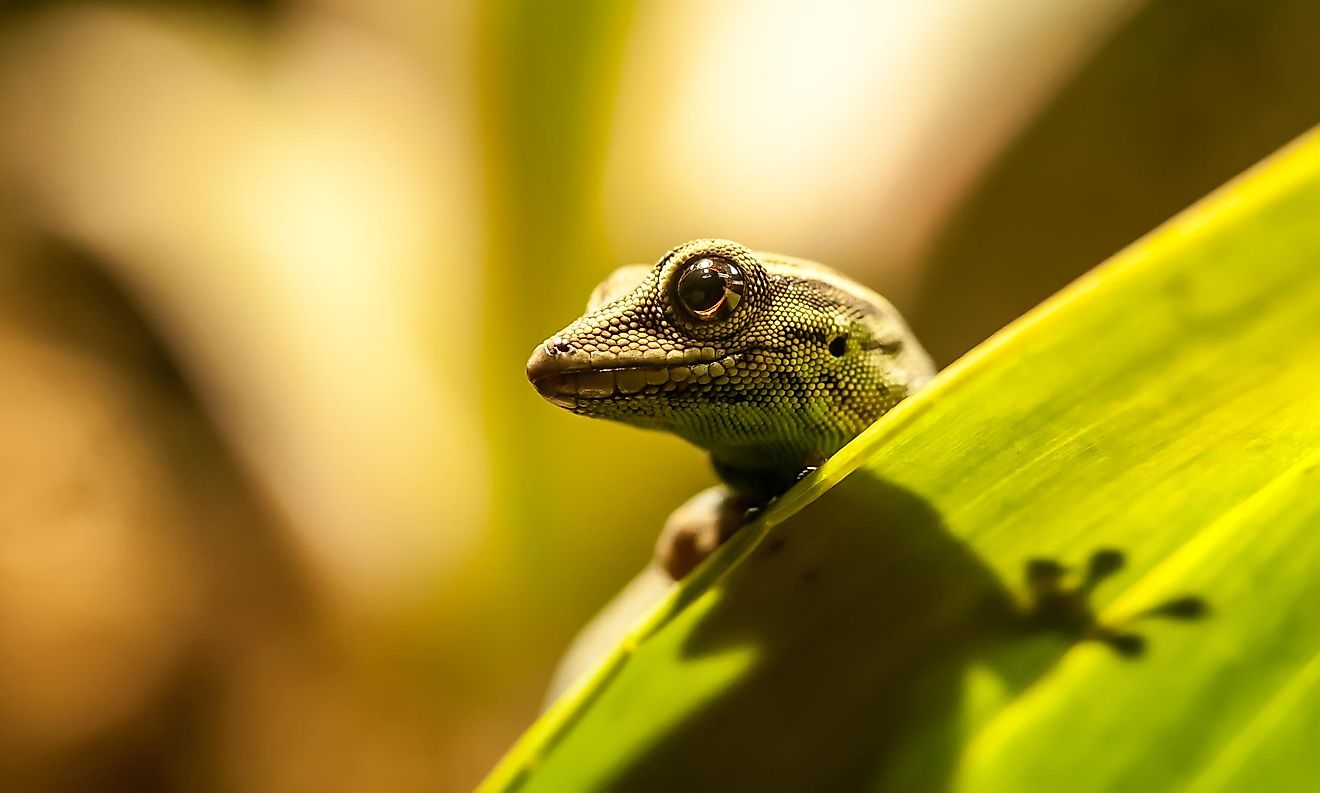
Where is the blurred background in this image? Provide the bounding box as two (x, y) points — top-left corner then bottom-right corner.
(0, 0), (1315, 790)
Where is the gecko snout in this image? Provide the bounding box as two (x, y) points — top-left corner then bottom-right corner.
(526, 337), (583, 408)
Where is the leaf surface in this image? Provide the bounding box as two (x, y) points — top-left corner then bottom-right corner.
(481, 129), (1320, 792)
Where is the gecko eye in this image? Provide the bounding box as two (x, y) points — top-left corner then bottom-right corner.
(675, 257), (744, 321)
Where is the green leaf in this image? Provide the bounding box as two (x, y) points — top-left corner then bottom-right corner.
(479, 128), (1320, 792)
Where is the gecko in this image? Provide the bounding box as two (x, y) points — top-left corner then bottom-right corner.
(526, 239), (935, 580)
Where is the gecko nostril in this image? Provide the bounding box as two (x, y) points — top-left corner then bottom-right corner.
(547, 336), (574, 355)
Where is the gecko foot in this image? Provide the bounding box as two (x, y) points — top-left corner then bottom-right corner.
(1021, 549), (1207, 658)
(656, 486), (757, 580)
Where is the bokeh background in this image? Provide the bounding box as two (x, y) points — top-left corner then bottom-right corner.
(0, 1), (1316, 791)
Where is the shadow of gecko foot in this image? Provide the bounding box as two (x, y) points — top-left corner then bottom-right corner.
(1020, 549), (1209, 658)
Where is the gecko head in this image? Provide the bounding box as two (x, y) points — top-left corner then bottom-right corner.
(526, 238), (933, 468)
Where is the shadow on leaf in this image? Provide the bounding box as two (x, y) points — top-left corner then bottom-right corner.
(604, 472), (1204, 792)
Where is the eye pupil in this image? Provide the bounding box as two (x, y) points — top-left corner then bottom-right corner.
(676, 257), (744, 320)
(682, 266), (724, 311)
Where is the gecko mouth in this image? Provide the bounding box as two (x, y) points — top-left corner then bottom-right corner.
(530, 366), (671, 407)
(526, 344), (733, 408)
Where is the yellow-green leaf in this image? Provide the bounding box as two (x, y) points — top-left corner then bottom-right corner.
(480, 128), (1320, 792)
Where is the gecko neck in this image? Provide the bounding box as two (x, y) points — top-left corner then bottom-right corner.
(710, 448), (823, 502)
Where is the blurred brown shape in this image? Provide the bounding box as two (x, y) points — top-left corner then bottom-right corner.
(0, 240), (277, 790)
(0, 239), (473, 793)
(0, 247), (201, 790)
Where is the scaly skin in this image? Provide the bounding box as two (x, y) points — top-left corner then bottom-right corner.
(527, 239), (934, 578)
